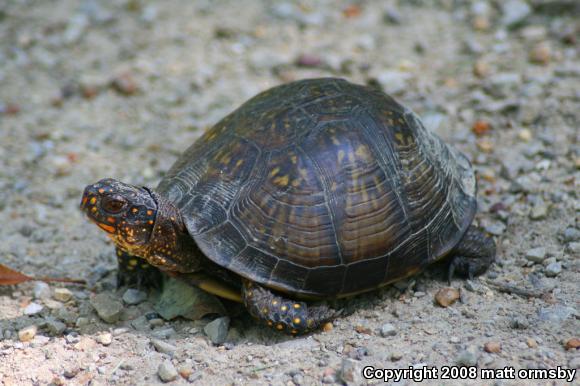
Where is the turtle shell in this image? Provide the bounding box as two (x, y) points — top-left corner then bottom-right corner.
(157, 78), (476, 299)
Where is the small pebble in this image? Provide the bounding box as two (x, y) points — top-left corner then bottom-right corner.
(472, 120), (491, 136)
(390, 351), (403, 361)
(337, 358), (361, 384)
(525, 247), (546, 263)
(111, 73), (139, 95)
(33, 282), (51, 300)
(158, 361), (178, 382)
(435, 287), (460, 307)
(96, 332), (113, 346)
(18, 325), (37, 342)
(456, 347), (479, 366)
(90, 293), (123, 323)
(530, 204), (548, 220)
(63, 367), (79, 379)
(122, 289), (148, 305)
(24, 302), (44, 316)
(518, 129), (532, 141)
(484, 342), (501, 353)
(525, 338), (538, 348)
(45, 319), (66, 335)
(530, 43), (551, 65)
(204, 317), (230, 345)
(380, 323), (397, 337)
(562, 227), (580, 243)
(151, 338), (177, 355)
(544, 262), (562, 277)
(564, 338), (580, 350)
(177, 365), (193, 379)
(53, 288), (73, 303)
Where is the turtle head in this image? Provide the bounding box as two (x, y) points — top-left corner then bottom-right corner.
(81, 178), (157, 254)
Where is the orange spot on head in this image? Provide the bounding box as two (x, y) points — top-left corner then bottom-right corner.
(81, 197), (87, 206)
(107, 217), (116, 224)
(97, 223), (116, 233)
(98, 188), (105, 194)
(146, 210), (153, 216)
(148, 220), (154, 225)
(132, 208), (138, 213)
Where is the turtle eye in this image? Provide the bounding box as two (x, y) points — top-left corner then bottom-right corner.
(102, 196), (126, 214)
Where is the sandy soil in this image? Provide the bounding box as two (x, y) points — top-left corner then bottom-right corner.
(0, 0), (578, 385)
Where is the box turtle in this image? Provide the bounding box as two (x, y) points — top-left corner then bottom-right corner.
(81, 78), (495, 334)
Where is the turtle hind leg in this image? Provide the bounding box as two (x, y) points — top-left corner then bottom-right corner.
(448, 225), (496, 282)
(116, 248), (162, 289)
(241, 280), (339, 335)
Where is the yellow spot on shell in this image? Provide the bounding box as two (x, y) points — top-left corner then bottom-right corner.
(89, 197), (97, 204)
(293, 303), (301, 309)
(269, 167), (280, 177)
(293, 317), (301, 324)
(355, 145), (370, 159)
(236, 159), (244, 167)
(281, 305), (288, 312)
(267, 321), (273, 326)
(91, 207), (97, 212)
(262, 308), (268, 314)
(337, 150), (345, 163)
(129, 259), (138, 266)
(273, 175), (289, 186)
(291, 329), (298, 334)
(132, 208), (138, 213)
(272, 300), (278, 306)
(290, 155), (297, 164)
(146, 210), (153, 216)
(291, 179), (301, 187)
(276, 324), (284, 330)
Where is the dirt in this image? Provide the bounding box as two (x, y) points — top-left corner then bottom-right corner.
(0, 0), (578, 385)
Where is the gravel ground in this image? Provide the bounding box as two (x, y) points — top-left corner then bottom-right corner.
(0, 0), (579, 385)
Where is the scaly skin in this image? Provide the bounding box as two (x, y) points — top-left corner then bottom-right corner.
(81, 178), (340, 334)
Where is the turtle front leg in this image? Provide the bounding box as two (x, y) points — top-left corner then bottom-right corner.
(448, 225), (496, 281)
(116, 248), (162, 289)
(242, 280), (338, 335)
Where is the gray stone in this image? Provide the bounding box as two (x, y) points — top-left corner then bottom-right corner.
(380, 323), (397, 337)
(122, 289), (148, 305)
(151, 328), (176, 339)
(375, 70), (412, 94)
(53, 288), (73, 302)
(155, 276), (225, 321)
(562, 227), (580, 243)
(158, 361), (178, 382)
(96, 332), (113, 346)
(537, 305), (576, 324)
(151, 338), (177, 356)
(456, 347), (479, 366)
(484, 222), (506, 236)
(569, 356), (580, 369)
(45, 319), (66, 335)
(33, 282), (51, 300)
(544, 262), (562, 277)
(525, 247), (547, 263)
(204, 316), (230, 345)
(90, 293), (123, 324)
(500, 0), (531, 27)
(337, 358), (361, 384)
(24, 302), (44, 316)
(530, 203), (548, 220)
(567, 242), (580, 254)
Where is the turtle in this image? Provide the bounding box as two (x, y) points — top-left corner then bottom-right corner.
(80, 78), (495, 335)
